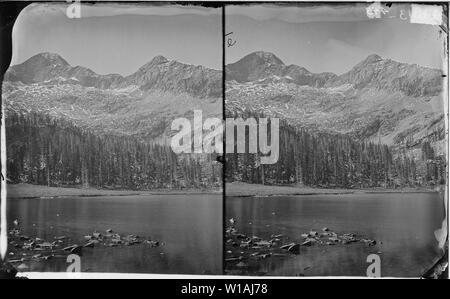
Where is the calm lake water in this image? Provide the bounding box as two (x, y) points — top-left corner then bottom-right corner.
(7, 194), (222, 274)
(226, 193), (445, 277)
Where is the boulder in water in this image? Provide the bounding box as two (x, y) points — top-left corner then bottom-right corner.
(287, 244), (300, 254)
(280, 243), (295, 250)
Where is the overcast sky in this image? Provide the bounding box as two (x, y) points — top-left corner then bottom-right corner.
(226, 4), (446, 74)
(11, 3), (446, 75)
(11, 3), (222, 75)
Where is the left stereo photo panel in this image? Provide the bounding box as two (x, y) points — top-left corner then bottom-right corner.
(1, 3), (223, 275)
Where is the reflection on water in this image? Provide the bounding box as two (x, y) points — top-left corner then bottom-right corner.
(8, 194), (222, 274)
(226, 193), (445, 277)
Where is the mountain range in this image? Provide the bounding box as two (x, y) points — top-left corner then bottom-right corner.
(226, 51), (445, 157)
(3, 53), (222, 141)
(226, 51), (443, 96)
(5, 52), (221, 98)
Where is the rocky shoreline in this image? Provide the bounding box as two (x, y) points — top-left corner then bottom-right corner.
(225, 218), (378, 276)
(4, 221), (163, 274)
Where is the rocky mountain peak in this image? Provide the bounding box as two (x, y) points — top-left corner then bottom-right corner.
(28, 52), (70, 67)
(137, 55), (169, 72)
(148, 55), (169, 67)
(326, 53), (443, 96)
(252, 51), (285, 65)
(226, 51), (286, 83)
(360, 54), (383, 65)
(226, 51), (337, 87)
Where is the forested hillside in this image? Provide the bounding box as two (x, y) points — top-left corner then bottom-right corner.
(225, 112), (445, 189)
(6, 112), (222, 190)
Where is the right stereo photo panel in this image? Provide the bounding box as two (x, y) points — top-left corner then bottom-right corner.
(224, 3), (447, 277)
